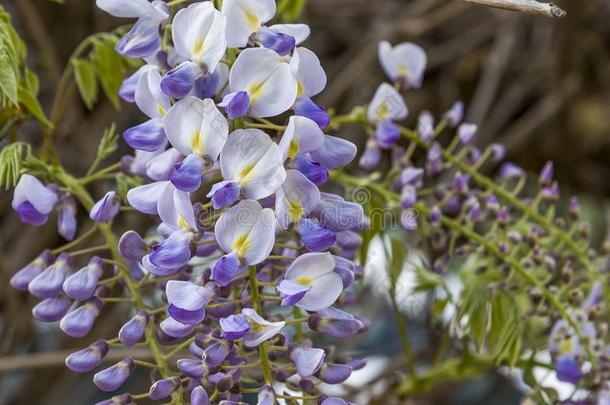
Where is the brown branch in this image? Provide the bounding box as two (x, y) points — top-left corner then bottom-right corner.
(459, 0), (566, 17)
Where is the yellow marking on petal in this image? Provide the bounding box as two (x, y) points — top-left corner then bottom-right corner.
(191, 129), (204, 155)
(232, 233), (251, 257)
(178, 215), (190, 231)
(192, 38), (205, 59)
(246, 317), (264, 332)
(287, 139), (299, 160)
(295, 276), (312, 286)
(287, 200), (303, 223)
(559, 338), (574, 355)
(237, 162), (256, 183)
(248, 82), (265, 103)
(244, 8), (260, 31)
(398, 64), (410, 78)
(157, 103), (167, 117)
(296, 81), (305, 98)
(376, 102), (389, 121)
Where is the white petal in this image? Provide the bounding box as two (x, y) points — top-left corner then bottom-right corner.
(135, 69), (171, 119)
(127, 181), (170, 215)
(278, 115), (325, 161)
(214, 199), (261, 255)
(269, 23), (310, 45)
(12, 174), (58, 214)
(157, 185), (197, 232)
(285, 252), (335, 280)
(290, 47), (326, 98)
(229, 48), (297, 117)
(146, 148), (182, 181)
(164, 96), (228, 160)
(220, 129), (286, 199)
(172, 2), (227, 72)
(242, 207), (276, 265)
(367, 82), (408, 123)
(96, 0), (157, 19)
(378, 41), (399, 83)
(297, 272), (342, 311)
(275, 170), (320, 229)
(222, 0), (276, 48)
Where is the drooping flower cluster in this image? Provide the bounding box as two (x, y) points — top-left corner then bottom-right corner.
(9, 0), (369, 403)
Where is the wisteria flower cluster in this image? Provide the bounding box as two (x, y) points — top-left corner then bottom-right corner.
(4, 0), (610, 404)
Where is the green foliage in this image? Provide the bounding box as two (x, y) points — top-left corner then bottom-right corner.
(72, 59), (98, 110)
(115, 173), (141, 203)
(278, 0), (306, 21)
(0, 142), (29, 189)
(0, 5), (51, 128)
(95, 123), (119, 162)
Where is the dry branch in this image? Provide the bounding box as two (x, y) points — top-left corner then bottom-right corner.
(459, 0), (566, 17)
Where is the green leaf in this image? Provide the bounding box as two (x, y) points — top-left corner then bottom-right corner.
(72, 58), (98, 109)
(0, 142), (28, 189)
(413, 266), (444, 292)
(17, 85), (52, 129)
(278, 0), (306, 21)
(115, 173), (141, 203)
(0, 54), (18, 105)
(388, 236), (407, 287)
(96, 123), (118, 161)
(92, 38), (125, 109)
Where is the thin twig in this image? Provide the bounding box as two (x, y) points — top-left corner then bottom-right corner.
(459, 0), (566, 17)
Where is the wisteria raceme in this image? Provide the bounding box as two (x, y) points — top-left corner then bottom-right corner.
(5, 0), (610, 404)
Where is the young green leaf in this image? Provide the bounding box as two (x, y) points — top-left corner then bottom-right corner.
(72, 58), (98, 110)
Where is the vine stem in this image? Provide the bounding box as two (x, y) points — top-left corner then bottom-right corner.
(53, 168), (183, 404)
(51, 225), (97, 254)
(247, 265), (274, 385)
(335, 172), (595, 365)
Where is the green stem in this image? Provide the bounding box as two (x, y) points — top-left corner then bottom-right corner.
(247, 265), (274, 385)
(51, 225), (97, 254)
(53, 168), (182, 404)
(243, 122), (286, 131)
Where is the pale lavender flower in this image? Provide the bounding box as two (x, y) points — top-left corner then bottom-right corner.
(241, 308), (285, 347)
(12, 174), (58, 226)
(378, 41), (427, 88)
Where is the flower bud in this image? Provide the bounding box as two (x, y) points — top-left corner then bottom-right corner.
(358, 139), (381, 171)
(63, 256), (104, 301)
(90, 191), (120, 223)
(65, 340), (109, 373)
(119, 310), (148, 347)
(29, 253), (72, 298)
(308, 307), (363, 338)
(32, 295), (72, 322)
(426, 143), (443, 175)
(538, 161), (554, 185)
(177, 358), (206, 378)
(417, 111), (434, 142)
(457, 123), (477, 144)
(10, 250), (54, 291)
(118, 230), (148, 261)
(316, 363), (352, 384)
(289, 345), (325, 377)
(149, 376), (181, 400)
(191, 386), (211, 405)
(444, 101), (464, 127)
(295, 218), (336, 252)
(57, 195), (77, 241)
(60, 297), (102, 338)
(93, 357), (135, 392)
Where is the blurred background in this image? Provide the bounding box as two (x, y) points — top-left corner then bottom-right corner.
(1, 0), (609, 403)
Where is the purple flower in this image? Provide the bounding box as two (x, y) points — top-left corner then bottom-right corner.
(375, 120), (400, 149)
(219, 91), (250, 119)
(278, 252), (342, 311)
(317, 363), (353, 384)
(149, 376), (181, 400)
(12, 174), (58, 226)
(65, 340), (109, 373)
(57, 195), (77, 241)
(166, 280), (215, 324)
(499, 162), (525, 180)
(160, 316), (195, 338)
(63, 256), (104, 301)
(555, 355), (581, 384)
(203, 341), (231, 368)
(118, 230), (148, 261)
(289, 345), (325, 377)
(60, 298), (102, 338)
(457, 123), (477, 144)
(207, 180), (241, 209)
(417, 111), (434, 142)
(29, 253), (72, 298)
(177, 358), (206, 378)
(119, 310), (148, 347)
(294, 96), (330, 129)
(220, 314), (251, 340)
(294, 155), (329, 185)
(93, 357), (135, 392)
(171, 154), (205, 192)
(212, 252), (245, 287)
(95, 394), (133, 405)
(444, 101), (464, 127)
(149, 230), (194, 272)
(313, 193), (366, 232)
(257, 385), (275, 405)
(359, 139), (381, 171)
(310, 135), (357, 169)
(295, 218), (336, 252)
(32, 295), (72, 322)
(308, 307), (364, 338)
(10, 250), (54, 291)
(161, 61), (202, 98)
(257, 28), (295, 55)
(242, 308), (285, 347)
(90, 191), (120, 223)
(123, 118), (167, 152)
(191, 386), (211, 405)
